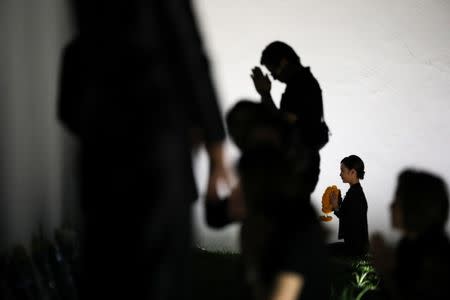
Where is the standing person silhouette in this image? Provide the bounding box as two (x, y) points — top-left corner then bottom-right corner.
(59, 1), (230, 299)
(251, 41), (328, 197)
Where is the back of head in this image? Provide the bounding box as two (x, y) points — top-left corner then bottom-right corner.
(226, 99), (290, 150)
(260, 41), (300, 67)
(396, 169), (449, 233)
(226, 100), (262, 136)
(341, 155), (365, 179)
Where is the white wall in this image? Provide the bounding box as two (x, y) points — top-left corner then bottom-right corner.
(192, 0), (450, 252)
(1, 0), (448, 253)
(0, 0), (73, 249)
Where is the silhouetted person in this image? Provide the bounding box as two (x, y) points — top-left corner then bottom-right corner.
(205, 100), (331, 300)
(225, 100), (293, 152)
(58, 1), (230, 299)
(371, 169), (450, 300)
(205, 100), (294, 228)
(329, 155), (369, 257)
(238, 145), (329, 300)
(251, 41), (329, 196)
(58, 37), (84, 138)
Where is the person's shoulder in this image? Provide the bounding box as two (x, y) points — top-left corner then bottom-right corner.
(355, 184), (368, 203)
(346, 184), (367, 202)
(284, 69), (314, 96)
(347, 183), (361, 194)
(300, 66), (320, 84)
(351, 183), (365, 193)
(356, 184), (368, 199)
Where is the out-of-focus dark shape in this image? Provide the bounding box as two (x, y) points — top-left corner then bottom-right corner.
(371, 169), (450, 300)
(58, 1), (228, 299)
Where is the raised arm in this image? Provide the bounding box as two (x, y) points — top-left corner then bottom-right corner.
(251, 66), (277, 111)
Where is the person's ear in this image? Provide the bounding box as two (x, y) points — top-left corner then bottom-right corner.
(350, 169), (357, 178)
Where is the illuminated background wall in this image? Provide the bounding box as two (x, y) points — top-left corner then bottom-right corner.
(0, 0), (449, 252)
(191, 0), (450, 251)
(0, 0), (72, 248)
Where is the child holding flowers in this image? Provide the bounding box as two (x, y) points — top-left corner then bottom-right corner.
(328, 155), (369, 257)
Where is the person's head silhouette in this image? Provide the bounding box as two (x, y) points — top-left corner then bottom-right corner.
(391, 169), (449, 235)
(226, 99), (288, 151)
(340, 155), (365, 185)
(260, 41), (301, 83)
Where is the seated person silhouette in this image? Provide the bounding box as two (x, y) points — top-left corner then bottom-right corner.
(328, 155), (369, 257)
(371, 169), (450, 300)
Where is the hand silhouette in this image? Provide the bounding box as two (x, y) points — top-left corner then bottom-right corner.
(330, 189), (341, 210)
(251, 66), (271, 95)
(205, 143), (232, 200)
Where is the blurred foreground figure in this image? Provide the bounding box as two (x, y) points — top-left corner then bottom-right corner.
(205, 100), (330, 300)
(58, 1), (229, 299)
(370, 169), (450, 300)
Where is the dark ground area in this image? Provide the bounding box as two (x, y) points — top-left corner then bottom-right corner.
(192, 248), (383, 300)
(1, 234), (383, 300)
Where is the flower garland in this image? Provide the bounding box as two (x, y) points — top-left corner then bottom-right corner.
(319, 185), (340, 222)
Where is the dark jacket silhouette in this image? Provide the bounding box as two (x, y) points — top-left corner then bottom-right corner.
(58, 1), (226, 300)
(394, 228), (450, 300)
(280, 66), (324, 194)
(334, 183), (369, 255)
(280, 66), (324, 148)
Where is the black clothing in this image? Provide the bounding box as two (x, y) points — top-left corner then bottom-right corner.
(293, 146), (321, 197)
(392, 229), (450, 300)
(279, 66), (325, 194)
(61, 1), (226, 145)
(238, 146), (330, 300)
(266, 217), (329, 300)
(205, 198), (232, 229)
(58, 38), (84, 137)
(61, 1), (226, 299)
(333, 183), (369, 256)
(240, 202), (330, 300)
(280, 66), (324, 149)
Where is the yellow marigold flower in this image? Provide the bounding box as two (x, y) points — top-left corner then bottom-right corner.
(320, 185), (340, 222)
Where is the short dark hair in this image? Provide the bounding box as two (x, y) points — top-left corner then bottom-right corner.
(225, 99), (288, 150)
(260, 41), (300, 67)
(226, 100), (261, 131)
(395, 169), (449, 233)
(341, 155), (365, 179)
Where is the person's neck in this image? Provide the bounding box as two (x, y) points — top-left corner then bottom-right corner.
(348, 179), (360, 186)
(285, 63), (303, 81)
